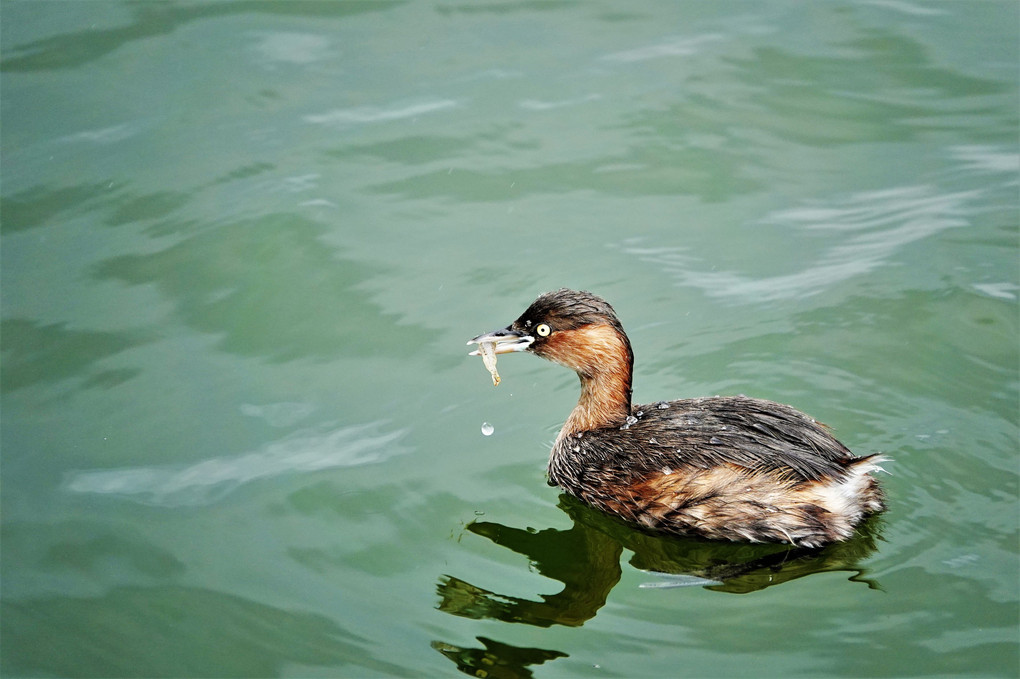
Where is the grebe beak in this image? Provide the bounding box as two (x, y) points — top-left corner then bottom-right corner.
(466, 327), (534, 355)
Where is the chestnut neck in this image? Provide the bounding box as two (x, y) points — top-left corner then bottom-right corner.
(562, 372), (632, 436)
(551, 324), (634, 436)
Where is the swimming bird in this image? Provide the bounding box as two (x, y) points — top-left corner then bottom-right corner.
(468, 289), (886, 548)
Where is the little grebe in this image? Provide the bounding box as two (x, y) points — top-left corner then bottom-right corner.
(468, 289), (886, 548)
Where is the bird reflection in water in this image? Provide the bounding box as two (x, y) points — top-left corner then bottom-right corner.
(431, 637), (566, 679)
(433, 494), (882, 677)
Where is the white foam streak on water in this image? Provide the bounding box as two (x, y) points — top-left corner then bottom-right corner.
(64, 421), (408, 506)
(303, 100), (458, 126)
(601, 34), (725, 63)
(239, 402), (317, 428)
(950, 145), (1020, 175)
(518, 94), (601, 111)
(862, 0), (951, 17)
(627, 184), (980, 302)
(973, 283), (1019, 301)
(772, 186), (979, 234)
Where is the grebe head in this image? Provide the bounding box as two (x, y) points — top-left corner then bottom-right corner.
(468, 289), (633, 379)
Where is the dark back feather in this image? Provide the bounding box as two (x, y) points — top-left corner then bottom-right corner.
(550, 396), (854, 489)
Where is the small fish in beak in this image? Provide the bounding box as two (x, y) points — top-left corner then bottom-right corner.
(467, 328), (534, 386)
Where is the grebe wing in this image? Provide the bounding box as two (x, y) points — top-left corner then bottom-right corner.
(631, 396), (856, 483)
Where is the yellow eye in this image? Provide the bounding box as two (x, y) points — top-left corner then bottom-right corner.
(536, 323), (551, 337)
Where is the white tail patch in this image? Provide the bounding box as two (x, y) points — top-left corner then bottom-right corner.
(860, 454), (892, 475)
(799, 455), (889, 526)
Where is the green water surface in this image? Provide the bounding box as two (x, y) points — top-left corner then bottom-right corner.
(2, 2), (1018, 677)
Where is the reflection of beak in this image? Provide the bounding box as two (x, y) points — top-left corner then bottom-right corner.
(466, 327), (534, 355)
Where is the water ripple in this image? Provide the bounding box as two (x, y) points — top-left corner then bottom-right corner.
(601, 34), (724, 63)
(628, 184), (979, 302)
(950, 145), (1020, 175)
(253, 31), (332, 65)
(862, 0), (950, 17)
(64, 421), (409, 506)
(304, 100), (457, 126)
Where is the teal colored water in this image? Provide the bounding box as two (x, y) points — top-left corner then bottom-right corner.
(2, 2), (1017, 677)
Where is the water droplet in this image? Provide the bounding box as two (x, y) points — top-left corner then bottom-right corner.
(648, 437), (658, 445)
(709, 436), (723, 445)
(481, 422), (494, 436)
(620, 414), (639, 430)
(657, 401), (670, 409)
